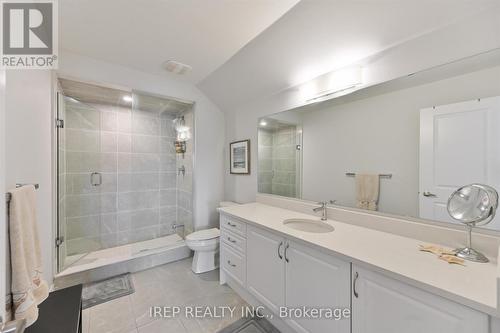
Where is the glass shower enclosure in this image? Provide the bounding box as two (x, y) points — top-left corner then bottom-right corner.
(257, 117), (302, 198)
(56, 79), (194, 271)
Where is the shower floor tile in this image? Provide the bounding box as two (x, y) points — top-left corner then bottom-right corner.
(83, 258), (248, 333)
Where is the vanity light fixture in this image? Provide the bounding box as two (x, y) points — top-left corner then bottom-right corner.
(300, 66), (363, 102)
(259, 120), (267, 127)
(122, 95), (133, 103)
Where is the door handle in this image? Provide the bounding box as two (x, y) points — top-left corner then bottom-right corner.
(284, 243), (289, 263)
(278, 241), (283, 260)
(227, 237), (236, 243)
(227, 221), (236, 227)
(422, 191), (437, 198)
(227, 260), (236, 267)
(91, 172), (102, 186)
(353, 271), (359, 298)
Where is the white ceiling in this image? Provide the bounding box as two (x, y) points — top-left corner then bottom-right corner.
(59, 0), (300, 83)
(60, 0), (499, 110)
(199, 0), (500, 109)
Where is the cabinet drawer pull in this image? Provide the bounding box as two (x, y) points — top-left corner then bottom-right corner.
(227, 222), (237, 227)
(227, 260), (236, 267)
(278, 241), (283, 259)
(284, 243), (289, 263)
(227, 237), (237, 243)
(353, 272), (359, 298)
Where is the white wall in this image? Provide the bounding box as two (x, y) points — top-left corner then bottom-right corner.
(58, 51), (226, 232)
(5, 70), (55, 286)
(0, 69), (6, 321)
(299, 66), (500, 217)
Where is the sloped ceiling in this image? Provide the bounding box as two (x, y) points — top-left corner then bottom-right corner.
(60, 0), (301, 83)
(199, 0), (499, 110)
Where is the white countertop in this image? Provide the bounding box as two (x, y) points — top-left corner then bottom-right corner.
(219, 202), (500, 316)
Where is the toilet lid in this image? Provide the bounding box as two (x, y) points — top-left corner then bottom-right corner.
(186, 228), (220, 241)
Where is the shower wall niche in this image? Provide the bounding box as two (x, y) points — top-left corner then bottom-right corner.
(57, 79), (194, 270)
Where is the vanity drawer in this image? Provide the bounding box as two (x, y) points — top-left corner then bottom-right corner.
(221, 215), (246, 235)
(221, 229), (246, 253)
(221, 244), (246, 286)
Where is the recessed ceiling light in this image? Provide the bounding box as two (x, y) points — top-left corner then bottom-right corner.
(260, 120), (267, 126)
(163, 60), (192, 75)
(123, 95), (133, 103)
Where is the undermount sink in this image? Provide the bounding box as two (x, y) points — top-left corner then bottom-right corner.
(283, 218), (334, 233)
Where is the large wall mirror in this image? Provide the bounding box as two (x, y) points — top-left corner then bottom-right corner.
(258, 49), (500, 231)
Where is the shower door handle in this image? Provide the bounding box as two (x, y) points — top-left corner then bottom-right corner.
(91, 172), (102, 186)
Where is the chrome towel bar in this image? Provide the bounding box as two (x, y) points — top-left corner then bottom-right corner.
(5, 183), (40, 203)
(346, 172), (392, 179)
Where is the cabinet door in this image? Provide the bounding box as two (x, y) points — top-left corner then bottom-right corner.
(352, 266), (488, 333)
(285, 240), (351, 333)
(247, 225), (285, 313)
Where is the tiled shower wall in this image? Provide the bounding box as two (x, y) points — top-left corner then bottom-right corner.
(63, 97), (192, 256)
(258, 129), (273, 194)
(258, 126), (298, 198)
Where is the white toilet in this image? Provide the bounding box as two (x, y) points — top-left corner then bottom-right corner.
(186, 201), (239, 273)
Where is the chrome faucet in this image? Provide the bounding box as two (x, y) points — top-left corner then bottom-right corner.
(313, 200), (336, 221)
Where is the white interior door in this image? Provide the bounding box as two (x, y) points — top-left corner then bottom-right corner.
(419, 97), (500, 229)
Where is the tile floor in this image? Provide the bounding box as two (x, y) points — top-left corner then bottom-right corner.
(82, 258), (247, 333)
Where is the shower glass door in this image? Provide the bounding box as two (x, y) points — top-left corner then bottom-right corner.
(57, 91), (104, 271)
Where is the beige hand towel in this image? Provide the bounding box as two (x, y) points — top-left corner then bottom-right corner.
(8, 185), (48, 327)
(355, 174), (380, 211)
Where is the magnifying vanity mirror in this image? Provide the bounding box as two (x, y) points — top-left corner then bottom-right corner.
(447, 184), (499, 262)
(257, 48), (500, 237)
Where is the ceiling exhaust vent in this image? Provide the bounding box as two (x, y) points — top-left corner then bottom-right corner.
(163, 60), (192, 75)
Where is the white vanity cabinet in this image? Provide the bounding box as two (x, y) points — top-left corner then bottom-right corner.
(351, 265), (489, 333)
(285, 239), (351, 333)
(246, 224), (351, 333)
(220, 215), (247, 286)
(220, 212), (494, 333)
(246, 224), (286, 313)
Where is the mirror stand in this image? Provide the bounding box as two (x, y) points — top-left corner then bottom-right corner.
(455, 225), (489, 263)
(447, 184), (499, 263)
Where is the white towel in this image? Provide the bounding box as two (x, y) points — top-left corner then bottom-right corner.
(355, 174), (380, 211)
(8, 185), (48, 327)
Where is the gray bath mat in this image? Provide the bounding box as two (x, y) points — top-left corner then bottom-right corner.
(218, 316), (280, 333)
(82, 274), (135, 309)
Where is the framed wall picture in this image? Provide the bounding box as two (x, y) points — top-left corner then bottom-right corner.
(230, 140), (250, 174)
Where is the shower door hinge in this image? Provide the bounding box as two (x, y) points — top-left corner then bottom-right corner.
(55, 236), (64, 247)
(56, 119), (64, 128)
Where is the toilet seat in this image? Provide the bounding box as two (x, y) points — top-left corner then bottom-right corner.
(186, 228), (220, 241)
